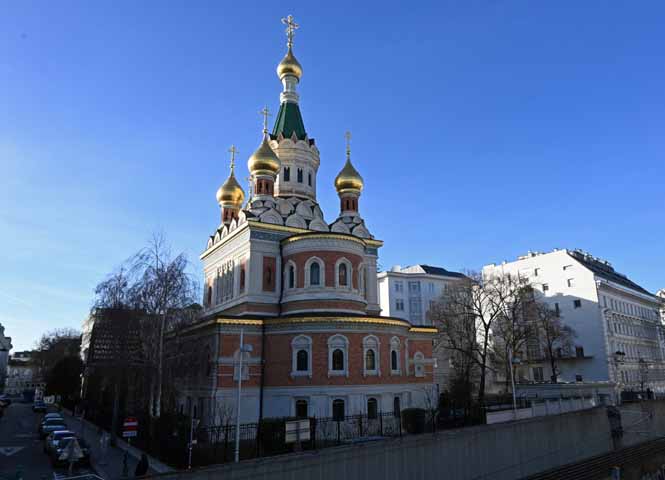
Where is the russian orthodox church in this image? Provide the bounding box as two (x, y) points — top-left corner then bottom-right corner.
(170, 16), (436, 423)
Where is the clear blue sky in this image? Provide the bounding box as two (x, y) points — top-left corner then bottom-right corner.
(2, 1), (664, 351)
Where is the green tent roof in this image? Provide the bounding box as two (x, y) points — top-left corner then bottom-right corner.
(271, 102), (307, 140)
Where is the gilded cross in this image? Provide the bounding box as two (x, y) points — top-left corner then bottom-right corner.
(344, 131), (352, 158)
(246, 176), (253, 199)
(281, 15), (299, 48)
(228, 145), (238, 171)
(260, 106), (272, 133)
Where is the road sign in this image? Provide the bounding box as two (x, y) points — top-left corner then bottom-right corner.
(285, 419), (310, 443)
(122, 416), (138, 438)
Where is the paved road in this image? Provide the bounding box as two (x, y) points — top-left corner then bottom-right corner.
(0, 401), (54, 479)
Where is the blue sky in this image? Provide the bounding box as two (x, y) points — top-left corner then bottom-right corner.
(1, 1), (664, 351)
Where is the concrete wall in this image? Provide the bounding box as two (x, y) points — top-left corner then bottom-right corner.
(147, 406), (616, 480)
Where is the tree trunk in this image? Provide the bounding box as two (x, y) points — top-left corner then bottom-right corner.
(154, 312), (166, 418)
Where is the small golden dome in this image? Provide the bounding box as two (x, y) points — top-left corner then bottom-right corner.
(276, 47), (303, 81)
(247, 135), (281, 176)
(216, 171), (245, 206)
(334, 158), (364, 194)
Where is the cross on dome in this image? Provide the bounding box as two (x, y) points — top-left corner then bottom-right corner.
(281, 15), (299, 48)
(260, 106), (272, 134)
(228, 144), (238, 171)
(345, 131), (352, 159)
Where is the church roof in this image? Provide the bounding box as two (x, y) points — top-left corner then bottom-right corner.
(271, 102), (307, 140)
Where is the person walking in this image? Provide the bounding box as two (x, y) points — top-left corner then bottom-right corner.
(134, 453), (149, 477)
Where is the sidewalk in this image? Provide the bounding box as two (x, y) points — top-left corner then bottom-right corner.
(62, 409), (173, 479)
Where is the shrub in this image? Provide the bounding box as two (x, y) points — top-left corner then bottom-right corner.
(401, 408), (426, 434)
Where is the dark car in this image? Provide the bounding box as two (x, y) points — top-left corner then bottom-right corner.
(51, 437), (91, 467)
(0, 395), (11, 407)
(33, 401), (47, 412)
(39, 419), (68, 438)
(44, 430), (76, 455)
(42, 413), (64, 423)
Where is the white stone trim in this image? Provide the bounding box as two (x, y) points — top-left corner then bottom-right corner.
(390, 336), (402, 375)
(284, 260), (298, 290)
(335, 257), (353, 290)
(413, 351), (425, 378)
(328, 334), (349, 377)
(362, 335), (381, 377)
(305, 256), (325, 288)
(291, 335), (313, 378)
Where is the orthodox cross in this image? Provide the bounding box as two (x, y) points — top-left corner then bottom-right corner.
(246, 176), (253, 200)
(260, 106), (272, 133)
(281, 15), (299, 48)
(344, 131), (352, 159)
(228, 145), (238, 171)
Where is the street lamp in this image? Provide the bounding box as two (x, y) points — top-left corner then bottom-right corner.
(508, 350), (521, 419)
(234, 329), (253, 463)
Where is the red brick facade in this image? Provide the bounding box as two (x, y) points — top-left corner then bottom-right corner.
(283, 251), (363, 289)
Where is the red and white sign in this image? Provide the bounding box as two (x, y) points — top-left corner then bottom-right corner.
(122, 417), (138, 438)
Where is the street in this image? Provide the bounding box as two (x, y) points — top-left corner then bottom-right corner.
(0, 401), (55, 479)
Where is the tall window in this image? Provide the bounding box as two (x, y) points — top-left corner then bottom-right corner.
(393, 397), (401, 417)
(328, 335), (349, 376)
(339, 263), (348, 286)
(391, 350), (398, 371)
(297, 168), (303, 183)
(390, 337), (401, 374)
(310, 262), (321, 286)
(295, 399), (308, 419)
(297, 350), (309, 371)
(291, 335), (312, 377)
(308, 172), (312, 186)
(283, 167), (290, 181)
(332, 399), (345, 421)
(365, 349), (376, 371)
(288, 264), (295, 289)
(239, 264), (246, 293)
(363, 335), (380, 375)
(367, 398), (378, 419)
(332, 349), (344, 370)
(414, 352), (425, 377)
(395, 299), (404, 311)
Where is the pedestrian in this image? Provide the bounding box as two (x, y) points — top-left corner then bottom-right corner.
(134, 453), (149, 477)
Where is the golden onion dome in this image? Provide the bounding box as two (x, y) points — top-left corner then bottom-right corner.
(276, 47), (303, 81)
(247, 135), (281, 176)
(216, 170), (245, 206)
(334, 158), (364, 194)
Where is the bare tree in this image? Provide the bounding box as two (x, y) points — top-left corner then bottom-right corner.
(431, 272), (502, 405)
(91, 233), (200, 419)
(533, 303), (575, 383)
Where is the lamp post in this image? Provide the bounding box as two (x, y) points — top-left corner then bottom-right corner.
(639, 358), (649, 394)
(234, 329), (253, 463)
(508, 350), (521, 419)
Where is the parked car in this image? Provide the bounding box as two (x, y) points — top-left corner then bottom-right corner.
(33, 401), (47, 413)
(50, 437), (91, 467)
(42, 413), (64, 422)
(39, 419), (68, 438)
(0, 395), (11, 407)
(44, 430), (76, 455)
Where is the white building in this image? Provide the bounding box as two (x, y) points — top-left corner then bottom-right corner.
(0, 324), (12, 392)
(483, 249), (665, 393)
(378, 265), (466, 326)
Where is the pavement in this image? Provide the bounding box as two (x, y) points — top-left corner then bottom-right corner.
(61, 409), (173, 480)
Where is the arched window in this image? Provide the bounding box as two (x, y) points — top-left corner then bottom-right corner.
(332, 349), (344, 371)
(367, 398), (378, 419)
(365, 349), (376, 371)
(288, 264), (295, 289)
(308, 171), (312, 186)
(291, 335), (312, 377)
(390, 337), (401, 374)
(283, 166), (290, 182)
(310, 262), (321, 286)
(295, 399), (308, 418)
(328, 334), (349, 376)
(296, 350), (309, 371)
(297, 168), (303, 183)
(339, 263), (348, 286)
(332, 399), (345, 421)
(414, 352), (425, 378)
(363, 335), (380, 376)
(206, 285), (212, 306)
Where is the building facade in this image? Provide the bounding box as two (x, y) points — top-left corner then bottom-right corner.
(167, 17), (437, 425)
(4, 351), (44, 396)
(483, 249), (665, 393)
(378, 265), (466, 326)
(0, 324), (12, 392)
